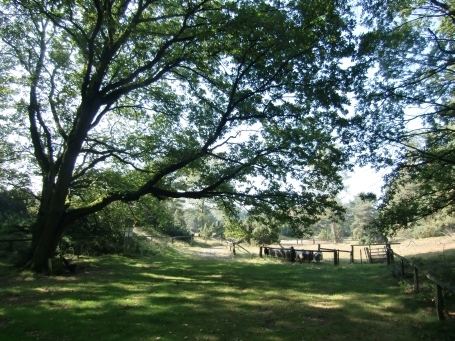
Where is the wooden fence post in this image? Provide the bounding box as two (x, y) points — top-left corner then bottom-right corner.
(318, 244), (320, 251)
(435, 283), (445, 320)
(259, 246), (263, 258)
(388, 248), (395, 265)
(350, 245), (354, 263)
(333, 250), (337, 266)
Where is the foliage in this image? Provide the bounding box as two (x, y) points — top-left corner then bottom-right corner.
(159, 223), (192, 238)
(199, 221), (224, 238)
(410, 211), (455, 238)
(280, 226), (298, 238)
(0, 190), (36, 265)
(251, 222), (280, 245)
(357, 0), (455, 234)
(0, 189), (33, 236)
(181, 201), (219, 234)
(128, 237), (158, 256)
(348, 193), (389, 244)
(317, 228), (334, 241)
(308, 199), (346, 242)
(311, 218), (342, 242)
(59, 193), (191, 255)
(350, 196), (376, 240)
(223, 218), (251, 242)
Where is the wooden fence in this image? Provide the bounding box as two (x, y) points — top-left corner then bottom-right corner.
(389, 250), (455, 321)
(259, 245), (350, 266)
(226, 241), (252, 256)
(0, 238), (32, 251)
(349, 243), (400, 264)
(266, 242), (400, 264)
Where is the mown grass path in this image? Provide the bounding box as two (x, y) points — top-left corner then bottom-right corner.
(0, 253), (453, 341)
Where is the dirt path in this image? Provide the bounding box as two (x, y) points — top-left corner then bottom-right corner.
(186, 245), (233, 259)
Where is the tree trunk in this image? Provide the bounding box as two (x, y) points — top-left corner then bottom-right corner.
(28, 223), (63, 272)
(331, 222), (338, 244)
(27, 196), (68, 272)
(26, 102), (97, 272)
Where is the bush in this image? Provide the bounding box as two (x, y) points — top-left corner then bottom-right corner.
(1, 241), (31, 267)
(159, 223), (192, 238)
(318, 229), (332, 241)
(412, 224), (445, 238)
(129, 238), (157, 256)
(252, 225), (279, 245)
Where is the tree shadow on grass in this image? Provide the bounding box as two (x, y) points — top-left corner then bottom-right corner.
(0, 254), (454, 341)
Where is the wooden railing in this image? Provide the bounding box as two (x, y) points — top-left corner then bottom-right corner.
(136, 235), (195, 244)
(259, 245), (352, 266)
(227, 241), (252, 256)
(0, 238), (32, 250)
(389, 250), (455, 321)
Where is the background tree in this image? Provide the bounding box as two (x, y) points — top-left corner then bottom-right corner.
(181, 200), (219, 234)
(356, 0), (455, 234)
(0, 0), (359, 271)
(0, 189), (34, 236)
(310, 215), (342, 242)
(308, 197), (348, 242)
(349, 193), (381, 244)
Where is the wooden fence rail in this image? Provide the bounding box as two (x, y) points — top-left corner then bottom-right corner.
(136, 235), (195, 244)
(0, 238), (32, 251)
(389, 250), (455, 321)
(259, 246), (350, 266)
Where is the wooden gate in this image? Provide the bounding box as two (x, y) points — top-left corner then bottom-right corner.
(364, 246), (388, 263)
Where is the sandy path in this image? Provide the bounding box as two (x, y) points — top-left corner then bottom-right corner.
(185, 245), (234, 259)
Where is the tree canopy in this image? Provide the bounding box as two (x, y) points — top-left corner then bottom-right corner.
(0, 0), (361, 270)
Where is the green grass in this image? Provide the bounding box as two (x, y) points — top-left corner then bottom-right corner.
(0, 249), (454, 341)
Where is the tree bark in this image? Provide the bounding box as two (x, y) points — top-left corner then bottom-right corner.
(27, 101), (97, 272)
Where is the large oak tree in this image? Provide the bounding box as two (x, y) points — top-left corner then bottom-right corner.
(0, 0), (359, 271)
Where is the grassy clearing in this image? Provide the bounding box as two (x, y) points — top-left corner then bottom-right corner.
(1, 248), (454, 341)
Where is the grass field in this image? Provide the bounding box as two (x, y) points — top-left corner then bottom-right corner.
(0, 237), (454, 341)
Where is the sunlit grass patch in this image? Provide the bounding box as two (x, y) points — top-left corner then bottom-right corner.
(1, 252), (454, 341)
